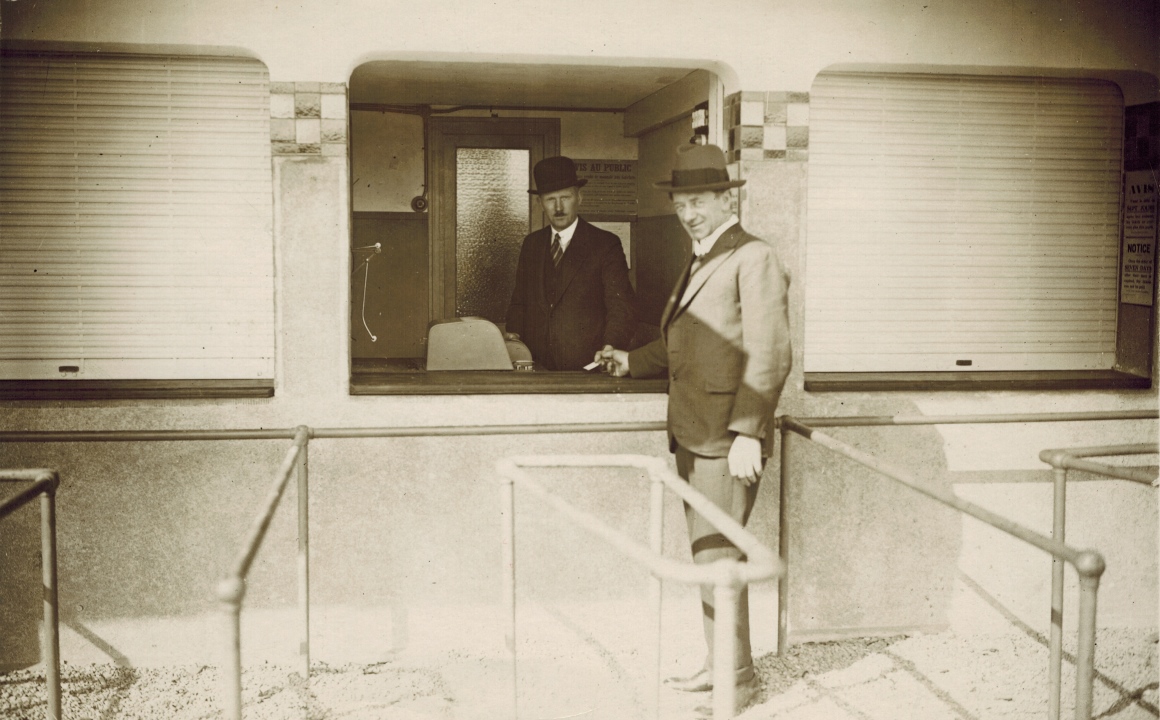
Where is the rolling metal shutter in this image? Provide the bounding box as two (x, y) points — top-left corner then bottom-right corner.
(0, 52), (275, 380)
(806, 72), (1123, 372)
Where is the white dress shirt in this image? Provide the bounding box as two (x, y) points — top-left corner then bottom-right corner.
(692, 214), (739, 259)
(679, 215), (740, 306)
(552, 218), (580, 254)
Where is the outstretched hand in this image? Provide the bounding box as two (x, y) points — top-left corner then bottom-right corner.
(595, 345), (630, 377)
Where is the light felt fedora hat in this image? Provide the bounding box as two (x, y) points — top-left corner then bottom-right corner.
(528, 156), (588, 195)
(654, 143), (745, 192)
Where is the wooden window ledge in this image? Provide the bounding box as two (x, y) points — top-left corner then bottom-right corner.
(804, 370), (1152, 393)
(352, 359), (666, 395)
(0, 380), (274, 401)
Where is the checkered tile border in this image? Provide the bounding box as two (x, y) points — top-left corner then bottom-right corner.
(270, 82), (348, 156)
(725, 91), (809, 162)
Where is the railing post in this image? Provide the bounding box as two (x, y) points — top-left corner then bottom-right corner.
(777, 424), (789, 656)
(1049, 465), (1067, 720)
(648, 472), (665, 720)
(1074, 551), (1104, 720)
(500, 466), (518, 720)
(217, 577), (246, 720)
(40, 474), (61, 720)
(296, 429), (311, 681)
(712, 576), (739, 720)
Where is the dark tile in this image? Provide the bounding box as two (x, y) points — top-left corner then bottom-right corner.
(786, 125), (809, 148)
(295, 93), (321, 118)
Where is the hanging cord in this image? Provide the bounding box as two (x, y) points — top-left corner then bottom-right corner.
(351, 243), (382, 342)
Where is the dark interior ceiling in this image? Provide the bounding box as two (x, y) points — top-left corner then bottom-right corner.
(349, 61), (699, 110)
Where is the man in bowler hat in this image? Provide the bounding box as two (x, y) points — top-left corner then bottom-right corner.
(597, 143), (791, 717)
(506, 156), (635, 370)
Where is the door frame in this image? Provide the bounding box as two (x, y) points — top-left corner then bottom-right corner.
(427, 117), (561, 321)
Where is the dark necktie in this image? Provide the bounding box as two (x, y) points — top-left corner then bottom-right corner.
(551, 233), (563, 268)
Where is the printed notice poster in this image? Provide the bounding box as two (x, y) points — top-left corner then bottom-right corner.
(574, 159), (636, 218)
(1121, 170), (1158, 306)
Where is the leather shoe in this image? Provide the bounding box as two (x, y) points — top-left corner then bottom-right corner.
(664, 667), (713, 693)
(693, 674), (760, 718)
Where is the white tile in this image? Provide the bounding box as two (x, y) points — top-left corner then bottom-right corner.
(321, 93), (347, 120)
(270, 93), (295, 119)
(740, 100), (765, 126)
(787, 102), (810, 126)
(763, 125), (787, 150)
(295, 118), (321, 145)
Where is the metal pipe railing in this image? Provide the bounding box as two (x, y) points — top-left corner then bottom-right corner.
(0, 421), (669, 720)
(778, 416), (1123, 720)
(0, 422), (667, 445)
(788, 409), (1158, 427)
(1, 469), (61, 720)
(498, 454), (782, 720)
(295, 438), (311, 681)
(774, 409), (1157, 656)
(214, 426), (310, 720)
(1038, 444), (1158, 720)
(3, 413), (1152, 717)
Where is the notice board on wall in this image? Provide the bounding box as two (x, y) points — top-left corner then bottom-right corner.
(1121, 170), (1158, 306)
(575, 159), (636, 219)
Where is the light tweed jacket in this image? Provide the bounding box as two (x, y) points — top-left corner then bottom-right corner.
(628, 224), (792, 457)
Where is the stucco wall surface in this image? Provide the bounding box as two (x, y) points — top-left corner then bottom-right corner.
(2, 0), (1157, 100)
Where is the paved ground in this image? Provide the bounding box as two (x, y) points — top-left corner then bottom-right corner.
(1, 577), (1156, 719)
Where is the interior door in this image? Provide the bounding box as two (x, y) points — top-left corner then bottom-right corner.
(428, 118), (561, 326)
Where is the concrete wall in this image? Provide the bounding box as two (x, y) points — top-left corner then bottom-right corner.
(3, 0), (1157, 100)
(1, 0), (1157, 668)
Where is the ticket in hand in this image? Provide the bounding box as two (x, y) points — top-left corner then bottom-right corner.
(583, 360), (601, 371)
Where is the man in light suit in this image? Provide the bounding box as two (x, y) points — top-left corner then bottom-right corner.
(597, 143), (792, 717)
(505, 156), (636, 370)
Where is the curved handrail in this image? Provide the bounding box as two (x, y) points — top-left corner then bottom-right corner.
(500, 455), (779, 585)
(1, 469), (61, 720)
(214, 426), (309, 720)
(780, 417), (1101, 570)
(1036, 444), (1157, 719)
(0, 471), (59, 518)
(223, 427), (310, 582)
(498, 454), (782, 719)
(779, 415), (1120, 720)
(1039, 444), (1158, 486)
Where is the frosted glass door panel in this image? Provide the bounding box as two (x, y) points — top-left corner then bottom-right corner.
(456, 148), (530, 322)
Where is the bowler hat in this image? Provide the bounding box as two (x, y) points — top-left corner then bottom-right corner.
(653, 143), (745, 192)
(529, 156), (588, 195)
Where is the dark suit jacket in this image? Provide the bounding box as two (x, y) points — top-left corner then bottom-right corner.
(506, 218), (636, 370)
(627, 224), (792, 457)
